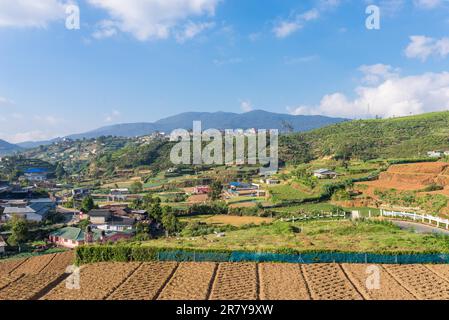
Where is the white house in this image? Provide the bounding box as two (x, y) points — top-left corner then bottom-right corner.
(2, 206), (43, 222)
(0, 236), (6, 255)
(313, 169), (338, 179)
(428, 151), (443, 158)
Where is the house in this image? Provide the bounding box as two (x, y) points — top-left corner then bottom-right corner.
(428, 151), (443, 158)
(71, 188), (90, 199)
(313, 169), (338, 179)
(29, 198), (56, 217)
(193, 186), (211, 194)
(87, 209), (112, 224)
(263, 179), (280, 185)
(2, 206), (43, 222)
(87, 209), (136, 232)
(23, 168), (48, 182)
(49, 226), (133, 249)
(108, 189), (129, 202)
(228, 182), (263, 197)
(0, 236), (6, 255)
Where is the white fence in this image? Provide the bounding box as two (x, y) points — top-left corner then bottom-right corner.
(281, 212), (347, 223)
(380, 209), (449, 230)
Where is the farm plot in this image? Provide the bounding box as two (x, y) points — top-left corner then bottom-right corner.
(0, 274), (22, 291)
(209, 263), (258, 300)
(11, 254), (56, 276)
(341, 264), (415, 300)
(42, 262), (140, 300)
(0, 272), (63, 300)
(158, 262), (216, 300)
(384, 265), (449, 300)
(108, 262), (177, 300)
(0, 258), (27, 275)
(259, 263), (310, 300)
(302, 264), (363, 300)
(41, 251), (74, 274)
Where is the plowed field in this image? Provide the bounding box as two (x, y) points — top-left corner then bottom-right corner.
(2, 254), (449, 300)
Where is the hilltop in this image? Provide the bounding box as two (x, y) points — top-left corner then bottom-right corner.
(0, 139), (22, 156)
(17, 110), (347, 148)
(285, 111), (449, 161)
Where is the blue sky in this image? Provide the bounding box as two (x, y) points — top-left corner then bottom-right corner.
(0, 0), (449, 143)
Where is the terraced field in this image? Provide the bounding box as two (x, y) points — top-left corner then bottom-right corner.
(2, 254), (449, 300)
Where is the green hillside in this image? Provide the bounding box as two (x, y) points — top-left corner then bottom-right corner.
(284, 111), (449, 161)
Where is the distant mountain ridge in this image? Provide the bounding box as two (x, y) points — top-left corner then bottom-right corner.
(17, 110), (348, 148)
(0, 139), (22, 156)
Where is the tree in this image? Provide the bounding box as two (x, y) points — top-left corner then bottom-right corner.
(81, 196), (95, 213)
(55, 163), (66, 180)
(130, 181), (143, 194)
(162, 207), (180, 236)
(148, 200), (163, 222)
(8, 216), (29, 251)
(209, 181), (223, 201)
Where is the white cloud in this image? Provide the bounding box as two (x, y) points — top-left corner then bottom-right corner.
(0, 0), (68, 28)
(414, 0), (445, 9)
(405, 35), (449, 61)
(273, 21), (302, 38)
(288, 67), (449, 119)
(92, 20), (118, 39)
(240, 100), (253, 112)
(34, 115), (64, 125)
(0, 96), (14, 106)
(87, 0), (220, 41)
(213, 57), (243, 66)
(358, 64), (399, 85)
(273, 4), (336, 39)
(6, 130), (57, 143)
(175, 21), (215, 43)
(105, 109), (121, 122)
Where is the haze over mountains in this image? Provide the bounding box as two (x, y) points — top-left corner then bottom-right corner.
(14, 110), (348, 149)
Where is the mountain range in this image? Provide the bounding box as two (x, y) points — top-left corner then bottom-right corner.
(14, 110), (348, 149)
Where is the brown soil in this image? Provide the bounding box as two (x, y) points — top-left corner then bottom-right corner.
(0, 272), (62, 300)
(359, 162), (449, 192)
(0, 258), (27, 275)
(301, 264), (363, 300)
(41, 251), (75, 274)
(158, 262), (216, 300)
(42, 262), (140, 300)
(383, 264), (449, 300)
(11, 254), (56, 276)
(108, 262), (177, 300)
(209, 263), (258, 300)
(259, 263), (310, 300)
(341, 264), (415, 300)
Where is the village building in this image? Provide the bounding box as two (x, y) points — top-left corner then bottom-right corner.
(2, 206), (43, 222)
(107, 188), (129, 202)
(49, 226), (133, 249)
(313, 169), (338, 179)
(23, 168), (48, 182)
(193, 185), (211, 194)
(87, 209), (135, 232)
(0, 236), (6, 255)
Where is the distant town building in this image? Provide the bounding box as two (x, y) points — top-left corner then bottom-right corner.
(0, 236), (6, 255)
(108, 188), (129, 202)
(23, 168), (48, 182)
(193, 186), (211, 194)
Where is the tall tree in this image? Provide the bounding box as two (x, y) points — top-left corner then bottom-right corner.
(81, 196), (95, 213)
(209, 181), (223, 201)
(161, 206), (180, 236)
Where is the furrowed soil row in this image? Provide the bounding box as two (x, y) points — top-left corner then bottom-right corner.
(158, 262), (216, 300)
(40, 251), (75, 274)
(0, 258), (28, 276)
(41, 262), (141, 300)
(0, 272), (63, 300)
(426, 265), (449, 283)
(259, 263), (311, 300)
(107, 262), (178, 300)
(0, 274), (23, 291)
(383, 265), (449, 300)
(341, 264), (415, 300)
(302, 264), (364, 300)
(209, 263), (258, 300)
(11, 254), (56, 275)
